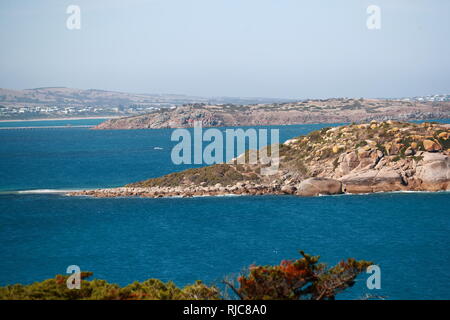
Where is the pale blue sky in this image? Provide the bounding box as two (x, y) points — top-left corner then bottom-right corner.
(0, 0), (449, 99)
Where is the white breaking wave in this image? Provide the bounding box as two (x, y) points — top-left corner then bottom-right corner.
(18, 189), (78, 194)
(0, 189), (85, 195)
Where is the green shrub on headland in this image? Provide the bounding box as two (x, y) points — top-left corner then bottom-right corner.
(127, 164), (251, 187)
(0, 251), (372, 300)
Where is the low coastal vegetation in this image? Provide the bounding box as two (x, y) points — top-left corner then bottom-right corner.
(127, 163), (256, 188)
(0, 251), (372, 300)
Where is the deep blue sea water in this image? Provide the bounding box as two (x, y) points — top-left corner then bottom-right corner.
(0, 119), (449, 299)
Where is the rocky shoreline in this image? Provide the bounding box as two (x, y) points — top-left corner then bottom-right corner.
(68, 183), (284, 198)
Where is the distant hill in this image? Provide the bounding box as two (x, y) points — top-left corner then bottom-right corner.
(0, 87), (293, 107)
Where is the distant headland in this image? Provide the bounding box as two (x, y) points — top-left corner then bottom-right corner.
(94, 98), (450, 130)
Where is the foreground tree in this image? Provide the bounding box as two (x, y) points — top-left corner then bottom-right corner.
(225, 251), (372, 300)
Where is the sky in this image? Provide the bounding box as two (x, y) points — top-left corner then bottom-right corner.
(0, 0), (449, 99)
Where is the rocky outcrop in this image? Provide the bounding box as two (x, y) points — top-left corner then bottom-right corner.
(415, 152), (450, 191)
(422, 139), (442, 152)
(296, 178), (342, 196)
(281, 185), (297, 194)
(70, 121), (450, 198)
(339, 168), (405, 193)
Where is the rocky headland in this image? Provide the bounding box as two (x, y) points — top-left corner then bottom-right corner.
(93, 99), (450, 130)
(70, 121), (450, 198)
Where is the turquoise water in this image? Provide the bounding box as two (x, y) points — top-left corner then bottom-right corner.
(0, 120), (449, 299)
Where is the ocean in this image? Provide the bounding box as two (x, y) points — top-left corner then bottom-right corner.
(0, 119), (449, 299)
